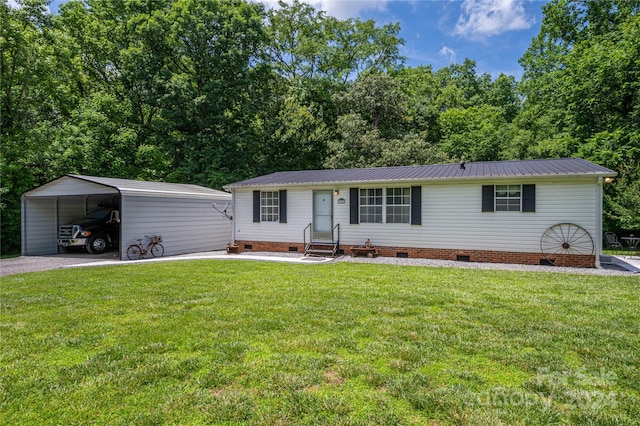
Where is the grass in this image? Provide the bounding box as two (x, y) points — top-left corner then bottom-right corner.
(603, 248), (639, 256)
(1, 261), (639, 425)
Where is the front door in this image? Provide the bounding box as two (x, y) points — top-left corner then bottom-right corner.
(312, 190), (333, 241)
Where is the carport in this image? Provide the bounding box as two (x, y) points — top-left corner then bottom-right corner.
(21, 175), (232, 260)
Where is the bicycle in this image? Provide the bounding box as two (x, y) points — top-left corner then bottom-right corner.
(126, 235), (164, 260)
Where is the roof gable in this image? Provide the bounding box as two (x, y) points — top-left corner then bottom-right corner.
(24, 175), (231, 199)
(23, 176), (119, 197)
(224, 158), (616, 189)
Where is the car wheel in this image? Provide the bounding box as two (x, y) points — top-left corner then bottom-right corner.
(87, 234), (109, 254)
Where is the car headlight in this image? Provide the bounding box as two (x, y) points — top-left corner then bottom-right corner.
(80, 231), (92, 237)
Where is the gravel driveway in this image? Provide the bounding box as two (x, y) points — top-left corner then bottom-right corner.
(1, 250), (635, 277)
(1, 252), (120, 277)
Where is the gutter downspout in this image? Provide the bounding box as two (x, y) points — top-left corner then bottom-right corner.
(595, 177), (603, 268)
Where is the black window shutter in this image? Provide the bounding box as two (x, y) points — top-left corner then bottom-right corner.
(411, 186), (422, 225)
(253, 191), (260, 222)
(522, 184), (536, 212)
(350, 188), (359, 224)
(279, 190), (287, 223)
(482, 185), (495, 212)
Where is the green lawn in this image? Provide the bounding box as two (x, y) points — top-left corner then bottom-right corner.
(1, 261), (638, 425)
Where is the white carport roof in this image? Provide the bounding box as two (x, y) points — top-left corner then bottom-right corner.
(23, 175), (230, 200)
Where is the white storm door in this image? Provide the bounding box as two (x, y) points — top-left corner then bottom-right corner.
(312, 190), (333, 241)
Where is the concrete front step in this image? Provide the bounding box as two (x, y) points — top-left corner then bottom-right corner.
(305, 241), (338, 257)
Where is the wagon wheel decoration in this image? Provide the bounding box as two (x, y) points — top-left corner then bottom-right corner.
(540, 223), (594, 267)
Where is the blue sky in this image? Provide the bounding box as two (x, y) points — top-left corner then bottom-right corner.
(276, 0), (547, 79)
(46, 0), (546, 80)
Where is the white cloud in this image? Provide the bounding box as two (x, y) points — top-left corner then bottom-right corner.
(453, 0), (534, 38)
(439, 46), (457, 63)
(257, 0), (390, 19)
(6, 0), (52, 13)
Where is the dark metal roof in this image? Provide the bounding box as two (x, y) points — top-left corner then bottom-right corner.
(224, 158), (616, 189)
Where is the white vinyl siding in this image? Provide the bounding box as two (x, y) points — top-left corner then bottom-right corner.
(234, 178), (600, 255)
(341, 180), (598, 253)
(233, 189), (311, 243)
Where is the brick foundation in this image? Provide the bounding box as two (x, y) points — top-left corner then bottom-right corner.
(234, 240), (596, 268)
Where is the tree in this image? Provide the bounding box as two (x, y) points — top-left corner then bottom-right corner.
(255, 84), (330, 173)
(438, 106), (508, 162)
(263, 0), (406, 174)
(1, 0), (63, 254)
(158, 0), (270, 187)
(518, 0), (640, 231)
(334, 73), (406, 137)
(393, 66), (440, 137)
(266, 0), (405, 85)
(326, 73), (447, 168)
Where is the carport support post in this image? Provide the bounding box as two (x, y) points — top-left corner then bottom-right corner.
(595, 177), (603, 269)
(56, 197), (61, 254)
(20, 195), (26, 256)
(231, 189), (236, 245)
(118, 195), (125, 260)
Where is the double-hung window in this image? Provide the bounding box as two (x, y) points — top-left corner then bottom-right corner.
(386, 187), (410, 223)
(359, 188), (410, 223)
(359, 188), (383, 223)
(260, 191), (279, 222)
(495, 185), (521, 211)
(482, 184), (535, 213)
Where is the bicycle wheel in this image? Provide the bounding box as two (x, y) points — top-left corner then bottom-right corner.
(126, 244), (143, 260)
(151, 243), (164, 258)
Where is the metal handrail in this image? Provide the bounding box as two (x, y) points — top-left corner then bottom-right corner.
(332, 223), (340, 255)
(303, 223), (311, 250)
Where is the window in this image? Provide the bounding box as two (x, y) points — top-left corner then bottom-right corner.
(359, 188), (411, 223)
(360, 188), (383, 223)
(386, 187), (410, 223)
(260, 191), (279, 221)
(495, 185), (521, 211)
